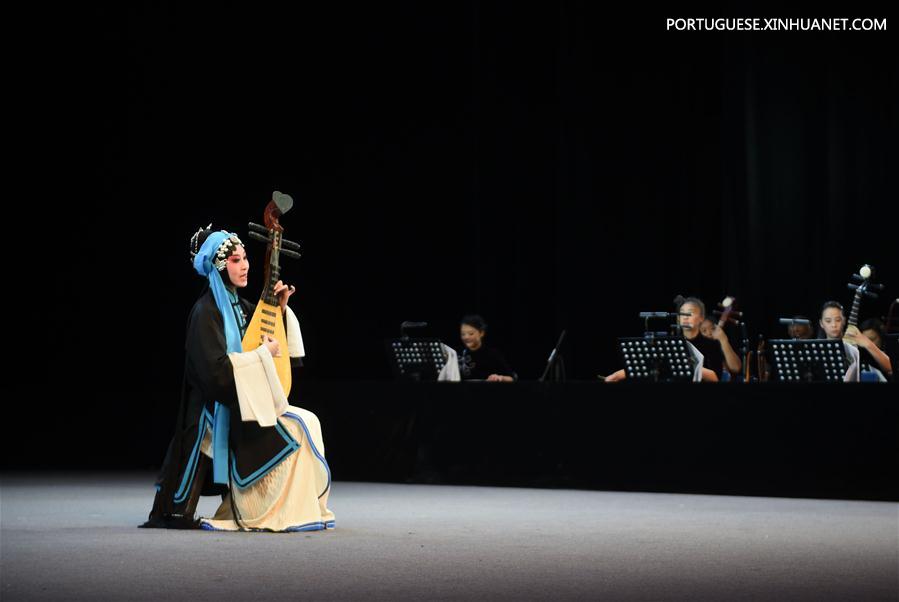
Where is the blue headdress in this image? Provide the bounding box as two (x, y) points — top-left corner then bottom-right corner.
(192, 228), (245, 354)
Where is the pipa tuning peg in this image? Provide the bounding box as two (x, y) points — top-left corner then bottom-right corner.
(272, 191), (294, 215)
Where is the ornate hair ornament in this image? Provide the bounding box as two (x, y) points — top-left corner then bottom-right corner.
(213, 233), (244, 271)
(189, 223), (244, 271)
(189, 223), (213, 264)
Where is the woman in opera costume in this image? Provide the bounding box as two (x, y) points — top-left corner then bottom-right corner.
(141, 225), (334, 532)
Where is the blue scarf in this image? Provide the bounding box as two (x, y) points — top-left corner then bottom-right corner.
(193, 231), (242, 484)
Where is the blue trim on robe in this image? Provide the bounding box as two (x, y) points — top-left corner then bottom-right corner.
(212, 402), (231, 485)
(173, 408), (214, 504)
(229, 420), (301, 488)
(283, 411), (332, 498)
(285, 521), (333, 532)
(199, 519), (335, 533)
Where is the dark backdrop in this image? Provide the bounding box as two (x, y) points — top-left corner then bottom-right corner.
(9, 4), (897, 478)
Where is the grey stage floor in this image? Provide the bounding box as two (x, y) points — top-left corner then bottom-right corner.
(1, 473), (897, 601)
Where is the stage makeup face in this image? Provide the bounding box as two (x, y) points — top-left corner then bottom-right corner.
(225, 245), (249, 288)
(460, 324), (484, 351)
(820, 307), (845, 339)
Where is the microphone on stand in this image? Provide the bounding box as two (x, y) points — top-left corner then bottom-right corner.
(400, 321), (428, 339)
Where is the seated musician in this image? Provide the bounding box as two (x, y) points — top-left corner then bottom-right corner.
(817, 301), (862, 381)
(458, 314), (517, 382)
(605, 297), (741, 383)
(699, 318), (715, 339)
(786, 316), (815, 339)
(852, 317), (892, 379)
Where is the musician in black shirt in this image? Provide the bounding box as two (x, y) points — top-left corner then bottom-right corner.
(677, 297), (742, 379)
(605, 296), (740, 382)
(858, 318), (893, 379)
(458, 314), (517, 382)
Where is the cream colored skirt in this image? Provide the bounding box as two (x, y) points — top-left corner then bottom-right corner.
(199, 406), (334, 532)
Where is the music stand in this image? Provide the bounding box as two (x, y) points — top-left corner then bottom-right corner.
(386, 338), (447, 381)
(539, 330), (566, 382)
(766, 339), (846, 382)
(617, 336), (697, 382)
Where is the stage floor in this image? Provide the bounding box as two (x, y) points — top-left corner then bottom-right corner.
(1, 473), (896, 601)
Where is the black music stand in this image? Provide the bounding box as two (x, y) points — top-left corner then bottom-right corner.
(386, 338), (447, 381)
(539, 330), (566, 382)
(767, 339), (846, 382)
(617, 336), (697, 382)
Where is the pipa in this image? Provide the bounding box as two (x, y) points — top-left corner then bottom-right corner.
(242, 191), (303, 396)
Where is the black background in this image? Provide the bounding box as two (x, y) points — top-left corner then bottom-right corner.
(8, 4), (897, 487)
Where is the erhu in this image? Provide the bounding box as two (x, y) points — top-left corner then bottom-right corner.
(712, 296), (750, 382)
(242, 191), (303, 396)
(843, 264), (883, 346)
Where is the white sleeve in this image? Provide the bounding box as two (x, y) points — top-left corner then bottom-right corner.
(227, 346), (290, 426)
(843, 343), (860, 382)
(285, 306), (306, 359)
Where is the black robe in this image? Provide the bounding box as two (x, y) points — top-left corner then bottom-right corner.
(144, 287), (298, 526)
